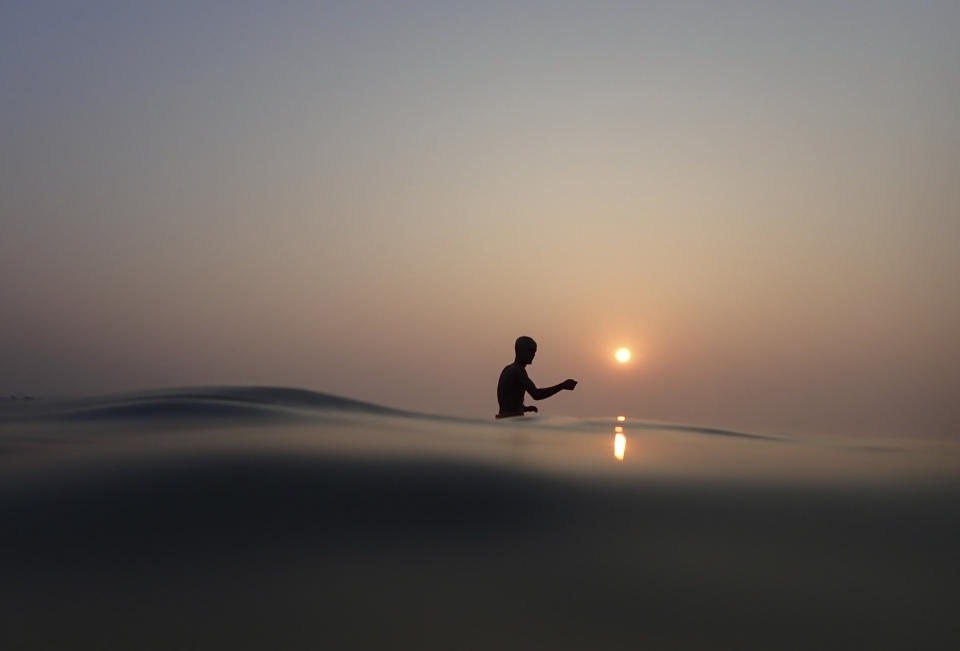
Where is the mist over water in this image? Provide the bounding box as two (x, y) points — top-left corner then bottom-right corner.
(3, 387), (958, 649)
(3, 2), (959, 439)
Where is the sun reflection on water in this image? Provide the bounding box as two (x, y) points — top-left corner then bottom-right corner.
(614, 432), (626, 461)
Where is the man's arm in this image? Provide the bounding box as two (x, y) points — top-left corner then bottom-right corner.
(523, 376), (577, 401)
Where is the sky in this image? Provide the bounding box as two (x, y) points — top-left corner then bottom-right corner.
(2, 1), (959, 438)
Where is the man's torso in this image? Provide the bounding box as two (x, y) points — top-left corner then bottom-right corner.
(497, 363), (528, 416)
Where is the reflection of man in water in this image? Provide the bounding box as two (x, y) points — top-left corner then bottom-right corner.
(496, 336), (577, 418)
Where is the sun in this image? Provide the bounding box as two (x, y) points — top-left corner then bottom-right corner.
(615, 348), (631, 363)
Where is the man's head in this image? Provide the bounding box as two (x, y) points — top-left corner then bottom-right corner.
(514, 336), (537, 365)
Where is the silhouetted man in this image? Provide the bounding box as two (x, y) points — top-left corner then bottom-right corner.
(496, 336), (577, 418)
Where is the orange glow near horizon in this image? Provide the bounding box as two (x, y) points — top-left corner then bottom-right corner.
(614, 433), (626, 460)
(617, 416), (626, 422)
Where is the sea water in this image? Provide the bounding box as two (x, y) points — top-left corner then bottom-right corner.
(2, 387), (958, 649)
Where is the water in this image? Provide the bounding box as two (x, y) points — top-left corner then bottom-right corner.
(2, 387), (958, 649)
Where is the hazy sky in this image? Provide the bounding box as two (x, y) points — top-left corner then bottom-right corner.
(3, 1), (958, 437)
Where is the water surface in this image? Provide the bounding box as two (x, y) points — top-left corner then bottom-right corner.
(2, 387), (958, 649)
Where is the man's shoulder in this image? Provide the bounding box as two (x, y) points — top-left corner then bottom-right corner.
(500, 362), (527, 377)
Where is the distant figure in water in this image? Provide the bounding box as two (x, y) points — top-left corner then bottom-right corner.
(496, 336), (577, 418)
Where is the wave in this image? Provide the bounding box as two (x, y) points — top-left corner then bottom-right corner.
(0, 386), (415, 424)
(0, 385), (779, 440)
(520, 414), (780, 441)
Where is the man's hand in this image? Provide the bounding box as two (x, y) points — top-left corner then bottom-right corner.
(561, 379), (578, 391)
(524, 405), (539, 413)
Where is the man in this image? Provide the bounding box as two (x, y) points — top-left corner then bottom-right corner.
(496, 336), (577, 418)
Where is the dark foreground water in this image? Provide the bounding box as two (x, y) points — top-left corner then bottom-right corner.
(2, 387), (958, 650)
